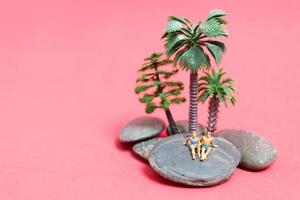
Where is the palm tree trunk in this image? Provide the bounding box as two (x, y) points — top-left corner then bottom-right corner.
(188, 72), (198, 133)
(207, 95), (220, 134)
(165, 108), (179, 135)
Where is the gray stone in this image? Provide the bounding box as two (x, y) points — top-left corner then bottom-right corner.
(148, 134), (241, 187)
(119, 116), (165, 143)
(216, 129), (277, 171)
(166, 120), (205, 136)
(132, 138), (163, 160)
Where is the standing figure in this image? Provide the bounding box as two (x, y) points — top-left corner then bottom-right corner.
(197, 131), (218, 161)
(184, 132), (200, 160)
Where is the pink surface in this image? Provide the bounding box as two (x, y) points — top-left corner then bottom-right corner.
(0, 0), (299, 199)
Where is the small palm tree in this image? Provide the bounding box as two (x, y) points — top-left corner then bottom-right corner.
(162, 9), (228, 133)
(135, 52), (186, 135)
(198, 68), (238, 134)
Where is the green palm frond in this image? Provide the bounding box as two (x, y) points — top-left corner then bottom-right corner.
(162, 17), (192, 39)
(162, 9), (228, 73)
(173, 47), (188, 65)
(227, 85), (238, 92)
(166, 16), (191, 33)
(201, 18), (228, 37)
(207, 9), (227, 21)
(198, 68), (238, 105)
(169, 16), (191, 26)
(178, 44), (210, 73)
(230, 96), (237, 105)
(165, 33), (189, 57)
(199, 91), (210, 102)
(166, 19), (184, 33)
(221, 78), (234, 84)
(203, 41), (226, 65)
(201, 9), (228, 38)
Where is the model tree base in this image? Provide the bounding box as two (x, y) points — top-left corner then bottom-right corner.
(148, 134), (240, 187)
(119, 117), (277, 187)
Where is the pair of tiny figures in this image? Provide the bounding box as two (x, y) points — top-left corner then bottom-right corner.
(184, 131), (218, 161)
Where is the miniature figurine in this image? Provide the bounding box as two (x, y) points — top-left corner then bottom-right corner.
(162, 11), (228, 134)
(184, 131), (200, 160)
(197, 130), (218, 161)
(198, 68), (238, 134)
(135, 52), (186, 135)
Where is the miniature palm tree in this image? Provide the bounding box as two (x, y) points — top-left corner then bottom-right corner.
(135, 52), (186, 135)
(198, 68), (238, 134)
(162, 9), (228, 133)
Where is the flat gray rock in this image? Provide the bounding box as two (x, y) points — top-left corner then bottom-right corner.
(132, 138), (163, 160)
(166, 120), (205, 136)
(217, 129), (277, 171)
(119, 117), (165, 143)
(148, 134), (241, 187)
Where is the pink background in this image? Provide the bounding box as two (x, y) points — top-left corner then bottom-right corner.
(0, 0), (299, 199)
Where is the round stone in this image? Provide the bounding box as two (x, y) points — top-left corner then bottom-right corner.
(132, 138), (163, 160)
(119, 116), (165, 143)
(148, 134), (241, 187)
(166, 120), (205, 136)
(217, 129), (277, 171)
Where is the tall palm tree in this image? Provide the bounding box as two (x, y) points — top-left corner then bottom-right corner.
(162, 9), (228, 133)
(198, 68), (238, 134)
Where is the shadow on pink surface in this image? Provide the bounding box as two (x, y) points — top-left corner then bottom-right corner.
(114, 137), (133, 151)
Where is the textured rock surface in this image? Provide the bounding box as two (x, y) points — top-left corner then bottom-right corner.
(119, 117), (165, 143)
(132, 138), (163, 160)
(148, 134), (241, 187)
(166, 120), (205, 136)
(217, 129), (277, 171)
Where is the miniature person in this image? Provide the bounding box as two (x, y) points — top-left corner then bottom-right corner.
(184, 131), (200, 160)
(197, 131), (218, 161)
